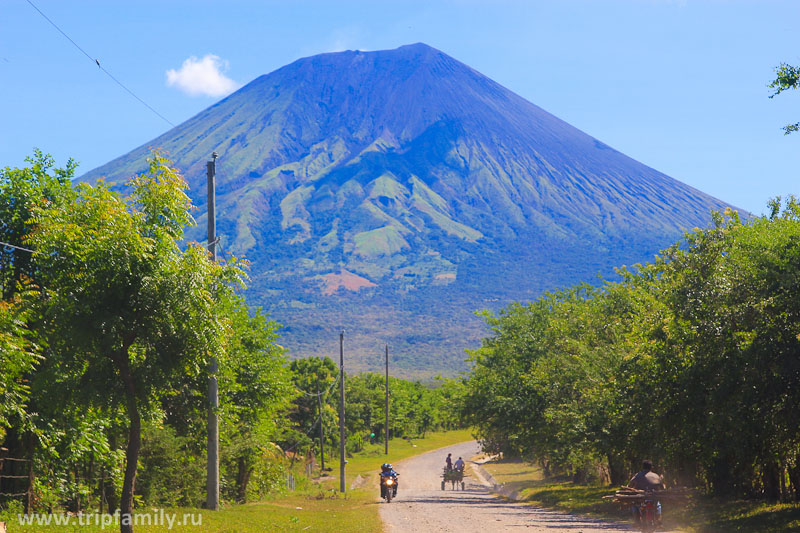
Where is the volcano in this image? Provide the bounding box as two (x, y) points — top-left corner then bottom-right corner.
(82, 43), (731, 376)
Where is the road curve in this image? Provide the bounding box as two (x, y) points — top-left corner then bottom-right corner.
(379, 441), (637, 532)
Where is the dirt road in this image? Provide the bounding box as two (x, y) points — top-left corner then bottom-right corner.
(379, 441), (639, 532)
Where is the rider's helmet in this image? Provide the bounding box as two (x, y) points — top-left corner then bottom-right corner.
(381, 463), (391, 472)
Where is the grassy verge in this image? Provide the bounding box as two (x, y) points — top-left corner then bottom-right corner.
(480, 457), (800, 533)
(0, 491), (375, 533)
(0, 429), (474, 533)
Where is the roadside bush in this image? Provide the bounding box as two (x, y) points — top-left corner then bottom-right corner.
(136, 422), (204, 507)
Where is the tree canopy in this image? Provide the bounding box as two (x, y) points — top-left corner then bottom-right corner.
(463, 203), (800, 500)
(22, 152), (246, 532)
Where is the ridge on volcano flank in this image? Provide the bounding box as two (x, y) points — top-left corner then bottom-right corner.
(81, 43), (732, 376)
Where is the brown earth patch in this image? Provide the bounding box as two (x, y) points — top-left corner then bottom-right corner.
(312, 270), (377, 295)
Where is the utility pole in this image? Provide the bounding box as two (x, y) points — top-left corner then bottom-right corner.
(385, 344), (389, 455)
(206, 152), (219, 511)
(317, 385), (325, 471)
(339, 332), (346, 493)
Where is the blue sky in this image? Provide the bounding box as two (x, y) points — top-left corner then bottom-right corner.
(2, 0), (798, 215)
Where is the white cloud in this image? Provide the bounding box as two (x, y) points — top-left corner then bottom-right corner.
(166, 55), (239, 97)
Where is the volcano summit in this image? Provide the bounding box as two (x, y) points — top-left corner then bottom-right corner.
(82, 43), (731, 375)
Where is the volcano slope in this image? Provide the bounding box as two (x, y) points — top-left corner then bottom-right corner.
(81, 43), (732, 376)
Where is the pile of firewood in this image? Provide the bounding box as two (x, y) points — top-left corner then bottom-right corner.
(603, 487), (694, 503)
(604, 487), (648, 502)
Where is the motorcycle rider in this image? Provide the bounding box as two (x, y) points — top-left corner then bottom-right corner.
(628, 460), (664, 525)
(380, 463), (399, 498)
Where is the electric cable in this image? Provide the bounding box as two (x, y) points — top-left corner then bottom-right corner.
(0, 241), (36, 254)
(296, 373), (339, 398)
(283, 374), (339, 454)
(25, 0), (175, 128)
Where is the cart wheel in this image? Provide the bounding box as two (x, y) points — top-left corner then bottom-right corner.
(441, 481), (445, 490)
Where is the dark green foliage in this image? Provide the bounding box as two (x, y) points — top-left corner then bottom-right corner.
(464, 202), (800, 498)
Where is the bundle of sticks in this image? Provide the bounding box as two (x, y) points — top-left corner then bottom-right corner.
(603, 487), (693, 503)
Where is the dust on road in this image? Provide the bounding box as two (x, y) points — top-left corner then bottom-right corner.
(379, 441), (640, 532)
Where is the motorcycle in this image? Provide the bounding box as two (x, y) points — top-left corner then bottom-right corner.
(604, 487), (665, 532)
(380, 471), (399, 503)
(634, 489), (660, 532)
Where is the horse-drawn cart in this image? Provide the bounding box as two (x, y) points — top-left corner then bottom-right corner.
(441, 467), (465, 490)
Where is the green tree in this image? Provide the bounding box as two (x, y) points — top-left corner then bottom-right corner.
(463, 303), (552, 457)
(28, 152), (243, 532)
(219, 298), (294, 503)
(288, 357), (337, 430)
(0, 149), (75, 299)
(286, 357), (338, 461)
(463, 201), (800, 499)
(0, 152), (78, 510)
(769, 62), (800, 134)
(0, 296), (38, 440)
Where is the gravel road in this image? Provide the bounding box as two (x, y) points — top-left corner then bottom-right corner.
(379, 441), (641, 532)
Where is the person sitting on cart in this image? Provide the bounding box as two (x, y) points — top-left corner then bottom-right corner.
(445, 453), (453, 471)
(454, 457), (465, 472)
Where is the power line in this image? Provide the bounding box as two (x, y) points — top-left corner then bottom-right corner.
(296, 374), (339, 398)
(284, 416), (321, 455)
(25, 0), (175, 128)
(284, 374), (340, 454)
(0, 241), (36, 254)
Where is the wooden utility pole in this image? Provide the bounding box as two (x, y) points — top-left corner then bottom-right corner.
(317, 385), (325, 471)
(385, 344), (389, 455)
(339, 332), (346, 493)
(206, 152), (220, 511)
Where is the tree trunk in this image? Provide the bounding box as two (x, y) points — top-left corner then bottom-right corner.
(99, 468), (105, 515)
(236, 456), (252, 503)
(788, 456), (800, 502)
(572, 466), (588, 484)
(541, 459), (551, 478)
(24, 431), (34, 515)
(764, 461), (781, 502)
(106, 433), (120, 512)
(780, 465), (788, 503)
(74, 467), (81, 513)
(115, 350), (140, 533)
(709, 456), (733, 497)
(607, 454), (627, 486)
